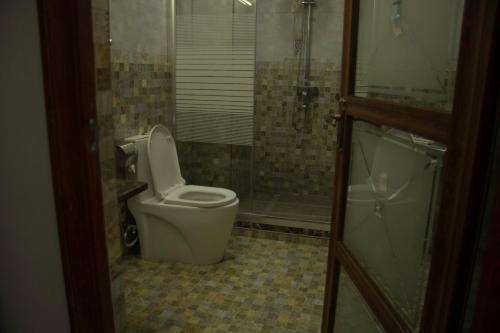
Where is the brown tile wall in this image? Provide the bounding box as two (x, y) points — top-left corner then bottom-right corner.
(91, 0), (126, 332)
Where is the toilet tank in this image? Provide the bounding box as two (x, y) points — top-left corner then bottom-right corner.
(124, 135), (155, 201)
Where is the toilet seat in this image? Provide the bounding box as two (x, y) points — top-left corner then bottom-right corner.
(148, 125), (237, 208)
(163, 185), (237, 208)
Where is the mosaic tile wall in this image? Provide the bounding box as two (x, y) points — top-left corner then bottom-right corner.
(109, 0), (171, 139)
(177, 141), (252, 197)
(109, 0), (172, 279)
(254, 60), (340, 197)
(111, 62), (171, 139)
(177, 61), (340, 198)
(176, 0), (343, 199)
(253, 0), (341, 197)
(91, 0), (127, 332)
(92, 0), (123, 273)
(104, 1), (176, 325)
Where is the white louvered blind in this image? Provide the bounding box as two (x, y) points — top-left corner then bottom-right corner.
(175, 14), (255, 146)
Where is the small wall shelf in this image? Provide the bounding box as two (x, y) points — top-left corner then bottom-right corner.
(117, 179), (148, 202)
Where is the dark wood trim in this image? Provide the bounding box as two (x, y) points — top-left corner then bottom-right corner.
(346, 96), (451, 144)
(322, 117), (353, 332)
(321, 256), (342, 333)
(420, 0), (500, 332)
(472, 186), (500, 332)
(321, 0), (359, 330)
(340, 0), (359, 97)
(117, 180), (148, 202)
(37, 0), (115, 332)
(337, 243), (412, 333)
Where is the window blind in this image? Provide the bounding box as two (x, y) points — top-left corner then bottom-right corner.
(175, 14), (255, 146)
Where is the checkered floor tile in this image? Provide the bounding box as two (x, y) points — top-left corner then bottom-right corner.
(123, 234), (328, 333)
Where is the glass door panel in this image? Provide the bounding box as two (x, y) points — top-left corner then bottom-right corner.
(343, 120), (445, 329)
(334, 268), (385, 333)
(174, 0), (256, 213)
(354, 0), (465, 112)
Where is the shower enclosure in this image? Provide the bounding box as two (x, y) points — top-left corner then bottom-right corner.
(169, 0), (342, 231)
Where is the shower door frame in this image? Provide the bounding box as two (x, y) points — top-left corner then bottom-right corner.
(322, 0), (500, 332)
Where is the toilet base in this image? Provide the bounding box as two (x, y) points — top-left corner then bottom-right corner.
(129, 198), (239, 265)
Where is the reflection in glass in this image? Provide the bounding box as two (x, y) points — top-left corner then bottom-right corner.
(343, 121), (445, 330)
(334, 269), (385, 333)
(354, 0), (465, 111)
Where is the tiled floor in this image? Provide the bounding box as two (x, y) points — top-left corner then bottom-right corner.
(123, 234), (328, 333)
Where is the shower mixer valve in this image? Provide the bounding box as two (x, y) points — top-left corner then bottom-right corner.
(297, 86), (319, 109)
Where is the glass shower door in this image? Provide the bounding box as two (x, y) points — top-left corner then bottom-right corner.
(246, 0), (340, 227)
(173, 0), (339, 228)
(173, 0), (256, 209)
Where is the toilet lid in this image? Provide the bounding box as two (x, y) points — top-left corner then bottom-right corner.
(147, 125), (184, 199)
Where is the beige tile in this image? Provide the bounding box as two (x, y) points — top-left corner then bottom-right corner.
(123, 235), (328, 332)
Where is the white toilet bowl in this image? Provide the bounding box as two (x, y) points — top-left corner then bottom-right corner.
(126, 125), (239, 264)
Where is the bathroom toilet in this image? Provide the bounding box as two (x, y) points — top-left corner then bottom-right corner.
(126, 125), (239, 264)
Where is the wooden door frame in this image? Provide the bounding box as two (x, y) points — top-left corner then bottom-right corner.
(37, 0), (115, 332)
(322, 0), (500, 332)
(472, 183), (500, 332)
(35, 0), (498, 331)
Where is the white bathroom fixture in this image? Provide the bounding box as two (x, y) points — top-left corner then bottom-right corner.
(126, 125), (238, 264)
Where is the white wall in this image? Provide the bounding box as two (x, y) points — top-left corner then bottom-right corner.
(110, 0), (168, 61)
(0, 1), (71, 332)
(256, 0), (344, 63)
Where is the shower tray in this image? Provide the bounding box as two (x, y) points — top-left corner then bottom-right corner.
(238, 192), (332, 232)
